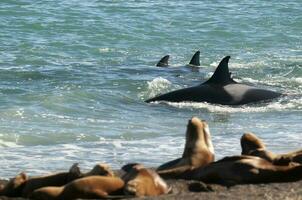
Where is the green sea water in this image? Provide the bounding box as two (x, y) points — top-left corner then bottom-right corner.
(0, 1), (301, 178)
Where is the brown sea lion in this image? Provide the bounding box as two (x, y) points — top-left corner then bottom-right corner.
(21, 163), (81, 197)
(123, 164), (171, 197)
(0, 163), (114, 198)
(241, 133), (302, 165)
(183, 155), (302, 185)
(0, 172), (28, 197)
(30, 176), (125, 200)
(157, 117), (215, 178)
(83, 163), (115, 177)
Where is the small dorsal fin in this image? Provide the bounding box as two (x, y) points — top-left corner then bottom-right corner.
(204, 56), (235, 85)
(188, 51), (200, 66)
(156, 55), (170, 67)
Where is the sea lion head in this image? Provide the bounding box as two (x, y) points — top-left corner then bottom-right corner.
(0, 172), (28, 197)
(241, 133), (266, 155)
(183, 117), (215, 166)
(86, 163), (114, 177)
(241, 133), (292, 165)
(67, 163), (82, 181)
(124, 164), (171, 197)
(122, 163), (141, 173)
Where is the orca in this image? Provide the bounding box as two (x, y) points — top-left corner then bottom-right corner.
(156, 51), (200, 67)
(146, 56), (282, 105)
(188, 50), (200, 66)
(156, 55), (170, 67)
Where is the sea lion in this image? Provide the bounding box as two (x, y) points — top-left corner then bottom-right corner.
(121, 163), (141, 173)
(21, 163), (81, 197)
(157, 117), (215, 178)
(123, 164), (171, 197)
(0, 172), (27, 197)
(0, 163), (115, 198)
(241, 133), (302, 165)
(83, 163), (115, 177)
(183, 155), (302, 185)
(30, 176), (125, 200)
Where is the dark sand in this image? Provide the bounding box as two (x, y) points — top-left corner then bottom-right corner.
(1, 178), (301, 200)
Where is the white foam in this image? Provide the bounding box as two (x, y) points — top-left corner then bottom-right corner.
(76, 133), (86, 141)
(210, 60), (267, 69)
(163, 98), (301, 113)
(112, 140), (123, 148)
(240, 77), (284, 87)
(139, 77), (177, 99)
(98, 48), (110, 53)
(15, 109), (25, 118)
(292, 77), (302, 84)
(0, 139), (22, 148)
(148, 77), (172, 89)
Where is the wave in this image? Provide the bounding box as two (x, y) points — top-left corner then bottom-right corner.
(139, 77), (176, 99)
(164, 97), (301, 113)
(0, 139), (21, 148)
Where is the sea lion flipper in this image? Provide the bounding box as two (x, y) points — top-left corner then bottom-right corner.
(69, 163), (81, 175)
(157, 158), (182, 171)
(157, 165), (192, 179)
(273, 156), (292, 166)
(90, 189), (108, 198)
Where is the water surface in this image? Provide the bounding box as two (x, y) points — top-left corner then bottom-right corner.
(0, 1), (301, 178)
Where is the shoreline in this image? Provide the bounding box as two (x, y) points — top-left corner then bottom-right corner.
(1, 178), (301, 200)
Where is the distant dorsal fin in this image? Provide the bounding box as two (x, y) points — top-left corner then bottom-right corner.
(156, 55), (170, 67)
(188, 51), (200, 66)
(204, 56), (235, 85)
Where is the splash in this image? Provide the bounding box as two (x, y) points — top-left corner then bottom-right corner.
(0, 139), (21, 148)
(139, 77), (177, 99)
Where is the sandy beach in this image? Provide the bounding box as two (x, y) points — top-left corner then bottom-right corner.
(1, 178), (301, 200)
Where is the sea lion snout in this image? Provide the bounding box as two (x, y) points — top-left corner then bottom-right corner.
(189, 117), (203, 126)
(186, 117), (214, 155)
(0, 172), (28, 197)
(157, 117), (215, 179)
(85, 163), (114, 177)
(187, 117), (207, 140)
(188, 117), (206, 129)
(241, 132), (266, 155)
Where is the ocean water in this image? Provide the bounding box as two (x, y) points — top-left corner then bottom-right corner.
(0, 1), (301, 178)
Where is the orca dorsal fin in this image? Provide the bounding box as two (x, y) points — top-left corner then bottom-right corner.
(188, 51), (200, 66)
(156, 55), (170, 67)
(204, 56), (235, 85)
